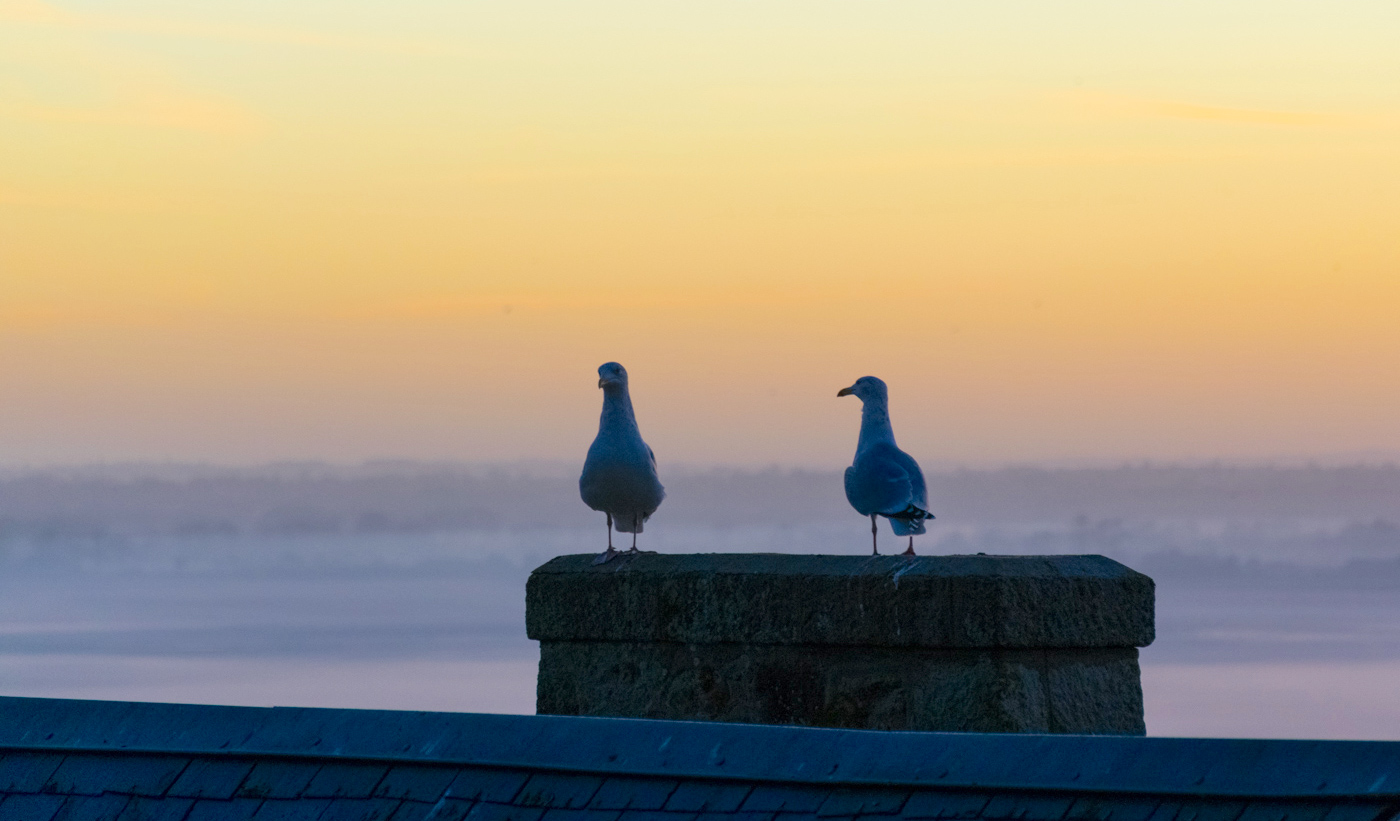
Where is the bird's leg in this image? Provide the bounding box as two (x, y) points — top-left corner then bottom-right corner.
(593, 514), (618, 565)
(902, 536), (916, 557)
(870, 515), (879, 555)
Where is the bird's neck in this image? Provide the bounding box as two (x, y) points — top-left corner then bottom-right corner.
(857, 401), (896, 452)
(599, 386), (639, 433)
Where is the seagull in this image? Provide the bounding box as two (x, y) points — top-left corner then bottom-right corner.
(837, 376), (934, 556)
(580, 362), (666, 563)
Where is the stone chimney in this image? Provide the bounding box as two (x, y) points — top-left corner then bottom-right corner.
(526, 553), (1154, 734)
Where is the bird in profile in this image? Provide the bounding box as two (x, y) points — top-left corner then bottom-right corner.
(838, 376), (934, 556)
(580, 362), (666, 563)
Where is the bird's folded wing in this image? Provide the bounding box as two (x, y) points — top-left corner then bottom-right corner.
(888, 446), (929, 513)
(844, 445), (914, 516)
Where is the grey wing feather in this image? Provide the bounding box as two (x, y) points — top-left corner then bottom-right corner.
(844, 444), (914, 517)
(889, 447), (928, 513)
(884, 446), (931, 535)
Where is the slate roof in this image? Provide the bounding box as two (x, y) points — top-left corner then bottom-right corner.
(0, 696), (1397, 821)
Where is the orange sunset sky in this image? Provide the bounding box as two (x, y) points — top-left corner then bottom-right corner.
(2, 1), (1398, 467)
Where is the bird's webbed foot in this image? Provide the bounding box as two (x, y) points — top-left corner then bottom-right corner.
(592, 547), (619, 565)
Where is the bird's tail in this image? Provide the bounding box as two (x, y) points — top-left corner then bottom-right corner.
(613, 512), (650, 534)
(887, 504), (934, 536)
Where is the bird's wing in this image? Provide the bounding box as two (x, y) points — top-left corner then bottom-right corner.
(884, 446), (932, 535)
(578, 430), (611, 511)
(889, 446), (929, 515)
(844, 443), (914, 517)
(644, 441), (665, 504)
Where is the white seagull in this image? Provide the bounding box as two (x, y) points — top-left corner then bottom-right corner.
(580, 362), (666, 562)
(838, 376), (934, 555)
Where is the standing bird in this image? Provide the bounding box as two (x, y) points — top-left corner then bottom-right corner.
(580, 362), (666, 563)
(837, 376), (934, 555)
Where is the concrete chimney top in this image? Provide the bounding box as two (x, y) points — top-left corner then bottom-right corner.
(527, 553), (1155, 735)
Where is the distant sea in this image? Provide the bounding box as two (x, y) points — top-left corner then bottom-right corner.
(0, 462), (1396, 738)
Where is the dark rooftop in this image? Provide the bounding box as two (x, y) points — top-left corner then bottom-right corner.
(0, 696), (1398, 821)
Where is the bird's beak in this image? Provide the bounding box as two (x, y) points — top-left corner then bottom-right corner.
(598, 378), (607, 388)
(837, 386), (854, 397)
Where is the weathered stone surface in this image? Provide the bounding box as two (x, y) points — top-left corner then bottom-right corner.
(527, 553), (1154, 649)
(1045, 651), (1147, 734)
(528, 552), (1153, 735)
(536, 642), (1145, 734)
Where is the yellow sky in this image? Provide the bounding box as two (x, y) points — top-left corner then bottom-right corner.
(2, 0), (1398, 466)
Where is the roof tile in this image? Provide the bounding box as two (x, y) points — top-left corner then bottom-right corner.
(251, 796), (332, 819)
(184, 797), (264, 821)
(665, 783), (753, 813)
(1238, 803), (1330, 821)
(319, 796), (404, 820)
(465, 802), (547, 821)
(696, 811), (777, 821)
(819, 789), (909, 817)
(0, 752), (66, 794)
(400, 798), (477, 821)
(427, 798), (481, 821)
(117, 796), (196, 821)
(44, 753), (188, 797)
(618, 811), (697, 821)
(51, 793), (130, 821)
(742, 786), (826, 813)
(235, 761), (322, 800)
(374, 766), (459, 802)
(168, 758), (258, 800)
(446, 769), (530, 803)
(515, 775), (604, 809)
(0, 791), (68, 821)
(302, 763), (390, 799)
(1066, 799), (1159, 821)
(980, 795), (1075, 821)
(902, 792), (992, 819)
(541, 809), (623, 821)
(1322, 804), (1393, 821)
(590, 778), (679, 811)
(1175, 802), (1247, 821)
(387, 800), (444, 821)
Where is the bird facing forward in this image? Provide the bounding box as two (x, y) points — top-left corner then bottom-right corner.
(580, 362), (665, 563)
(838, 376), (934, 555)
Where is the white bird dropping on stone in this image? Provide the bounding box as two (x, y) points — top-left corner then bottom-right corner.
(837, 376), (934, 556)
(580, 362), (666, 562)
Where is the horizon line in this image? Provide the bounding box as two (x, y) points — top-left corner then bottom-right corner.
(2, 453), (1400, 479)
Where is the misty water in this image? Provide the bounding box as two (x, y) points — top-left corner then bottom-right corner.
(1, 463), (1397, 739)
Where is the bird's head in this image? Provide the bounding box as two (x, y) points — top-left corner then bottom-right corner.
(837, 375), (888, 404)
(597, 361), (629, 391)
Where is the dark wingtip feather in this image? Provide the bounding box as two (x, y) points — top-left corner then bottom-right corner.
(890, 503), (934, 522)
